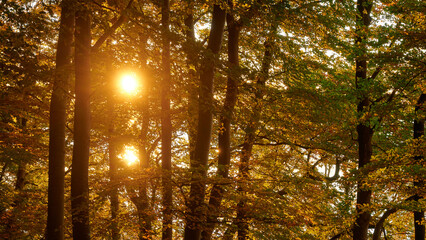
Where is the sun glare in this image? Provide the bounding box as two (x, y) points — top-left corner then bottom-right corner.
(120, 73), (139, 94)
(120, 146), (139, 166)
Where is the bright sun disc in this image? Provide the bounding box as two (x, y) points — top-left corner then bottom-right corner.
(120, 146), (138, 166)
(120, 73), (138, 94)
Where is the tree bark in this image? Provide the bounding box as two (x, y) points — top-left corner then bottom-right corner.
(71, 0), (91, 238)
(15, 155), (26, 191)
(161, 0), (173, 239)
(46, 0), (74, 238)
(184, 4), (226, 240)
(353, 1), (373, 240)
(236, 38), (274, 240)
(413, 93), (425, 240)
(183, 0), (198, 163)
(201, 9), (241, 240)
(372, 208), (397, 240)
(136, 32), (153, 240)
(106, 40), (120, 240)
(5, 117), (28, 238)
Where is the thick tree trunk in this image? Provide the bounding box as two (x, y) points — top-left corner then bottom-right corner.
(161, 0), (173, 239)
(201, 10), (241, 240)
(46, 0), (74, 238)
(184, 4), (226, 240)
(353, 1), (373, 240)
(71, 0), (91, 239)
(413, 93), (425, 240)
(106, 40), (120, 240)
(236, 38), (274, 240)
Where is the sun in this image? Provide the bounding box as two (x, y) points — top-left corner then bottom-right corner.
(120, 73), (139, 94)
(120, 145), (139, 166)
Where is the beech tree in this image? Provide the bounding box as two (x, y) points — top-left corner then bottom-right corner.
(201, 2), (242, 239)
(46, 0), (74, 238)
(184, 4), (227, 240)
(71, 0), (91, 238)
(353, 0), (374, 239)
(161, 0), (173, 238)
(414, 93), (425, 240)
(0, 0), (424, 239)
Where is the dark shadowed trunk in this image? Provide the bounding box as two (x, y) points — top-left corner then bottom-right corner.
(135, 33), (153, 240)
(183, 0), (198, 162)
(184, 4), (226, 240)
(161, 0), (173, 239)
(236, 38), (274, 240)
(5, 117), (28, 238)
(15, 152), (26, 191)
(413, 93), (425, 240)
(372, 209), (397, 240)
(46, 0), (74, 238)
(353, 1), (373, 240)
(106, 40), (120, 240)
(71, 0), (91, 238)
(201, 9), (241, 240)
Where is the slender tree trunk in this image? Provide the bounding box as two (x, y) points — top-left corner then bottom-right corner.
(4, 117), (28, 238)
(201, 10), (241, 240)
(108, 126), (119, 240)
(71, 0), (91, 238)
(353, 1), (373, 240)
(46, 0), (74, 238)
(183, 0), (198, 163)
(106, 40), (120, 240)
(184, 5), (226, 240)
(161, 0), (173, 239)
(0, 163), (7, 183)
(413, 93), (425, 240)
(15, 156), (26, 191)
(137, 33), (153, 240)
(236, 38), (274, 240)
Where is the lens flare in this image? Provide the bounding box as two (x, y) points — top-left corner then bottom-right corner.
(120, 73), (138, 94)
(120, 146), (138, 166)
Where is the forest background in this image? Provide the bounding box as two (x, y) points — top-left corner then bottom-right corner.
(0, 0), (425, 239)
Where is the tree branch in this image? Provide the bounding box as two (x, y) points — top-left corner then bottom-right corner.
(91, 0), (134, 52)
(372, 195), (417, 240)
(65, 164), (72, 176)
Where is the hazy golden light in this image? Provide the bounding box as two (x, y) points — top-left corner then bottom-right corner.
(120, 73), (139, 94)
(120, 146), (139, 166)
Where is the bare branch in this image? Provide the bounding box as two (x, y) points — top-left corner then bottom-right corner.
(91, 0), (134, 52)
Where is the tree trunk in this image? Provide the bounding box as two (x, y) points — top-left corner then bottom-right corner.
(161, 0), (173, 239)
(46, 0), (74, 238)
(106, 40), (120, 240)
(236, 38), (274, 240)
(184, 4), (226, 240)
(15, 154), (26, 191)
(137, 32), (153, 240)
(5, 117), (28, 238)
(413, 93), (425, 240)
(183, 0), (198, 163)
(71, 0), (91, 238)
(353, 1), (373, 240)
(201, 10), (241, 240)
(372, 208), (397, 240)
